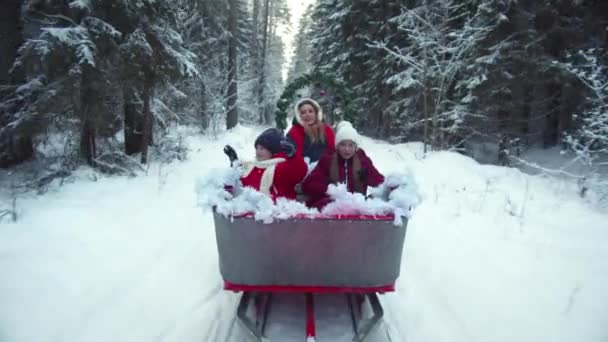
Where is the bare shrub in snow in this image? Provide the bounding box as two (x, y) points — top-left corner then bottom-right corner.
(150, 128), (189, 164)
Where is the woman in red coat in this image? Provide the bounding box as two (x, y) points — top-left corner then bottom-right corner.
(302, 121), (384, 209)
(287, 98), (336, 163)
(224, 128), (308, 200)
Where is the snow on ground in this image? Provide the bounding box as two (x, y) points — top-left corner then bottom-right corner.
(1, 125), (607, 342)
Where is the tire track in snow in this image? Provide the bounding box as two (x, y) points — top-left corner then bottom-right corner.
(387, 252), (482, 342)
(154, 283), (223, 342)
(199, 292), (242, 342)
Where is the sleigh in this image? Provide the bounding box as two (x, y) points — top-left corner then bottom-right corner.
(213, 209), (408, 341)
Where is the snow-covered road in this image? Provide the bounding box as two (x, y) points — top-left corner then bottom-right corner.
(1, 126), (607, 342)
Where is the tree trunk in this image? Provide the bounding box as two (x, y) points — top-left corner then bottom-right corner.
(198, 1), (211, 131)
(422, 44), (430, 153)
(543, 82), (562, 148)
(519, 83), (532, 145)
(140, 75), (154, 164)
(0, 0), (34, 168)
(226, 0), (239, 129)
(267, 0), (276, 46)
(422, 83), (429, 154)
(379, 84), (392, 137)
(200, 79), (209, 130)
(251, 0), (261, 75)
(79, 107), (96, 165)
(252, 0), (260, 45)
(79, 69), (97, 165)
(0, 0), (22, 83)
(257, 0), (271, 124)
(251, 0), (261, 121)
(124, 87), (143, 155)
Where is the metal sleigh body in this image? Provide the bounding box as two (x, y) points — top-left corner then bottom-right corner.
(213, 210), (408, 341)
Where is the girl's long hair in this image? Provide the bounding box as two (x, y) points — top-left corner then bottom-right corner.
(297, 99), (326, 144)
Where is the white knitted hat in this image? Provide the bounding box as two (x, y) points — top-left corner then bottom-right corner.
(335, 121), (360, 147)
(294, 98), (323, 125)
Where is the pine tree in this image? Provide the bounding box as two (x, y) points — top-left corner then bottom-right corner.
(226, 0), (240, 129)
(7, 0), (198, 166)
(563, 48), (608, 167)
(378, 0), (508, 149)
(287, 4), (314, 83)
(118, 0), (198, 163)
(249, 0), (290, 124)
(0, 0), (32, 168)
(309, 0), (349, 75)
(10, 1), (124, 164)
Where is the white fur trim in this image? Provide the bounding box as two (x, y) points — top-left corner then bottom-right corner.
(335, 121), (360, 147)
(294, 98), (323, 125)
(241, 157), (286, 195)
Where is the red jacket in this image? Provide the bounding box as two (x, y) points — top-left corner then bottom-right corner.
(240, 152), (308, 200)
(302, 149), (384, 209)
(287, 123), (335, 163)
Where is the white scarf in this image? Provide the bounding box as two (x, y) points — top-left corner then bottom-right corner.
(240, 157), (286, 195)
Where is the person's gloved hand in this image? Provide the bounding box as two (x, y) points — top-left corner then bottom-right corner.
(358, 168), (368, 182)
(280, 140), (296, 158)
(223, 145), (238, 165)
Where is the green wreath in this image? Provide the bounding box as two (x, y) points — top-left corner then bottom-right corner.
(274, 71), (354, 130)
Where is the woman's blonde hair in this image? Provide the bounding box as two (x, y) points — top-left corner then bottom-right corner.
(295, 98), (326, 144)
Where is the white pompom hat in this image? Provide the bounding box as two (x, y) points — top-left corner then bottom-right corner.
(294, 98), (323, 125)
(334, 121), (361, 147)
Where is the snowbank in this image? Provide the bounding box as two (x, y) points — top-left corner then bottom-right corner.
(1, 124), (607, 342)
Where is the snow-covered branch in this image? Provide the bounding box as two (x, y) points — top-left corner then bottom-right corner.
(562, 48), (608, 167)
(373, 0), (504, 148)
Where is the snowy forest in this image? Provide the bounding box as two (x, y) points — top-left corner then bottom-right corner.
(1, 0), (607, 180)
(1, 1), (608, 342)
(0, 0), (290, 169)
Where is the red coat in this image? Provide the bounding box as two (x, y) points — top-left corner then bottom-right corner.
(241, 152), (307, 200)
(302, 149), (384, 209)
(287, 123), (335, 163)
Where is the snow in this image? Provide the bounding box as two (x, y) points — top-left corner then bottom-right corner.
(321, 180), (419, 225)
(15, 76), (45, 95)
(196, 164), (419, 225)
(69, 0), (91, 10)
(84, 17), (122, 40)
(1, 125), (607, 342)
(322, 183), (391, 213)
(41, 27), (96, 67)
(195, 164), (320, 223)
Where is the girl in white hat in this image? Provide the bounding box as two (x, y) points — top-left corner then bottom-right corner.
(301, 121), (384, 209)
